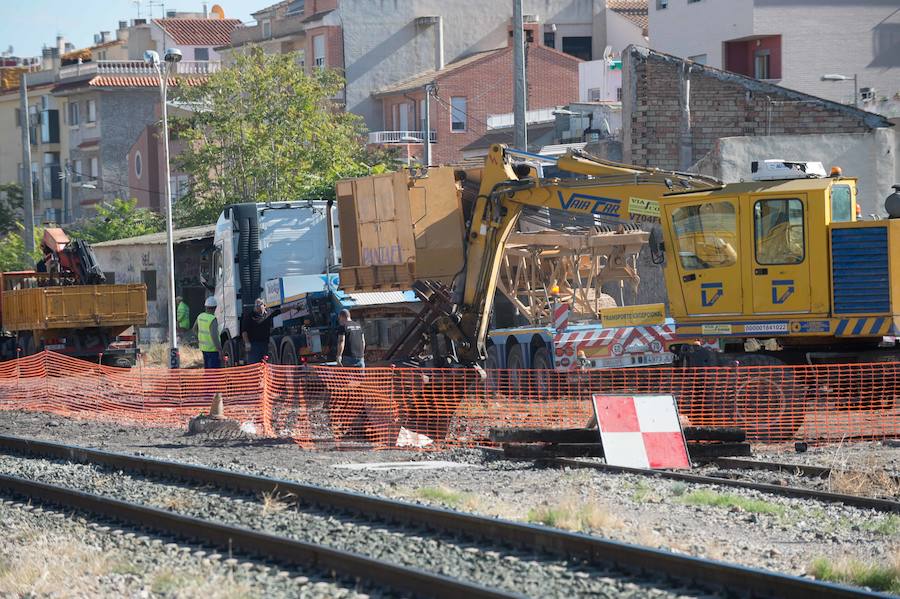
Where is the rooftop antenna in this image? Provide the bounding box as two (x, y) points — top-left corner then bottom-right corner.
(133, 0), (142, 18)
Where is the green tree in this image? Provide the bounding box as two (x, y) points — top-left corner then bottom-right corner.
(71, 198), (164, 244)
(0, 225), (43, 272)
(171, 48), (392, 226)
(0, 182), (24, 235)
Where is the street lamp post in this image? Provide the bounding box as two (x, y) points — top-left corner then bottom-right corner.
(821, 73), (858, 108)
(145, 48), (182, 368)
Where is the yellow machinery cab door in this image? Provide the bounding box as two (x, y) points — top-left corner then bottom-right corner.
(670, 198), (743, 316)
(748, 195), (811, 314)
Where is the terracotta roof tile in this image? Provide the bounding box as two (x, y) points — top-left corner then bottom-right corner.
(152, 18), (243, 46)
(374, 49), (505, 96)
(607, 0), (648, 33)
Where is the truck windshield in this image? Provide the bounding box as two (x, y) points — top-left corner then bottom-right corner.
(830, 184), (853, 222)
(671, 201), (738, 270)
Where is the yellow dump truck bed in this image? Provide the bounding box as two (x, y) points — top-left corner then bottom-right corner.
(1, 284), (148, 331)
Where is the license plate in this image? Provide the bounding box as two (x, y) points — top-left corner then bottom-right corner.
(591, 352), (674, 369)
(45, 344), (66, 350)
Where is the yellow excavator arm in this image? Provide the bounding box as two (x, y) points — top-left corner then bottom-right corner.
(448, 144), (723, 365)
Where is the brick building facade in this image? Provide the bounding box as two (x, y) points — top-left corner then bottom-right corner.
(622, 46), (891, 171)
(374, 43), (581, 165)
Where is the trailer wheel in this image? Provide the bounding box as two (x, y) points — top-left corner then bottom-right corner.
(16, 333), (35, 357)
(222, 338), (239, 368)
(484, 344), (501, 392)
(730, 354), (804, 442)
(505, 344), (527, 398)
(280, 337), (299, 366)
(267, 337), (282, 365)
(532, 346), (557, 397)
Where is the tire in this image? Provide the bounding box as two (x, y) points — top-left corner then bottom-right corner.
(280, 337), (299, 366)
(267, 337), (282, 365)
(506, 344), (527, 397)
(16, 333), (35, 357)
(730, 354), (804, 442)
(484, 344), (501, 392)
(532, 345), (557, 397)
(222, 338), (238, 367)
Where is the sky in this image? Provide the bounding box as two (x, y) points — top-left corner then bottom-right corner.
(0, 0), (266, 58)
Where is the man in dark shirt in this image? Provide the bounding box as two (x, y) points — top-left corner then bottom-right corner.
(335, 309), (365, 367)
(241, 298), (279, 364)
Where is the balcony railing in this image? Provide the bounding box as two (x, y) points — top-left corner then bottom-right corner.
(59, 60), (222, 79)
(368, 130), (437, 144)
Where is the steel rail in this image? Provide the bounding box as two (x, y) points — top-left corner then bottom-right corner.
(515, 453), (900, 513)
(713, 457), (900, 486)
(0, 474), (514, 599)
(0, 434), (881, 598)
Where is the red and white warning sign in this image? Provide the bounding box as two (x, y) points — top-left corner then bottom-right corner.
(592, 394), (690, 469)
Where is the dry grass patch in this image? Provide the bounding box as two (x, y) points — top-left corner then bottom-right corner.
(825, 441), (900, 499)
(415, 486), (480, 511)
(259, 490), (294, 515)
(810, 552), (900, 594)
(160, 493), (196, 512)
(677, 489), (785, 515)
(527, 499), (620, 533)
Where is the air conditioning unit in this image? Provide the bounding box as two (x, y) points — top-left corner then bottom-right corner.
(416, 16), (440, 26)
(860, 87), (876, 102)
(589, 88), (603, 101)
(523, 14), (539, 23)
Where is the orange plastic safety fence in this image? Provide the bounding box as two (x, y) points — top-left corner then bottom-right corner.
(0, 352), (897, 450)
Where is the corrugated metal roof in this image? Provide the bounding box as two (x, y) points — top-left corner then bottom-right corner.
(539, 142), (588, 156)
(338, 290), (418, 307)
(92, 224), (215, 247)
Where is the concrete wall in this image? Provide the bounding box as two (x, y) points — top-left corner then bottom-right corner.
(649, 0), (900, 111)
(341, 0), (605, 129)
(693, 130), (899, 218)
(648, 0), (754, 69)
(94, 239), (211, 342)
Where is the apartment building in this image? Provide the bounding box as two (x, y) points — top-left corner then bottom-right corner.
(220, 0), (343, 76)
(648, 0), (900, 115)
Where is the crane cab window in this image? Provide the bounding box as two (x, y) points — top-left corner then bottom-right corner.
(830, 184), (853, 222)
(754, 199), (804, 265)
(671, 201), (738, 270)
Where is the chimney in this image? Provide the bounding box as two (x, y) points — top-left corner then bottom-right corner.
(166, 9), (176, 18)
(416, 16), (444, 71)
(64, 42), (75, 53)
(56, 35), (64, 53)
(203, 3), (208, 17)
(100, 31), (112, 43)
(94, 34), (101, 44)
(117, 21), (129, 41)
(133, 18), (147, 26)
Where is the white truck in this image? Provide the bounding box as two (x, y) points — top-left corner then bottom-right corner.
(204, 201), (418, 365)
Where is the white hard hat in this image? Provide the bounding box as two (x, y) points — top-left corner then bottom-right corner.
(204, 296), (218, 308)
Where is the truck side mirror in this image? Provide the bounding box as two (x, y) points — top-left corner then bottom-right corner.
(649, 225), (666, 265)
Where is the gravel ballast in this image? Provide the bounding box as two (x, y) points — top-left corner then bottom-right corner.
(0, 452), (696, 598)
(1, 410), (897, 587)
(0, 497), (356, 598)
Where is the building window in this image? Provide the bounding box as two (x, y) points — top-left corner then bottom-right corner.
(544, 31), (555, 48)
(134, 151), (143, 179)
(450, 97), (467, 132)
(562, 36), (592, 61)
(656, 0), (668, 8)
(313, 35), (325, 68)
(67, 102), (79, 126)
(754, 49), (770, 79)
(73, 159), (83, 183)
(754, 199), (804, 265)
(261, 19), (271, 38)
(689, 54), (707, 65)
(90, 157), (99, 179)
(194, 47), (210, 61)
(170, 175), (189, 200)
(672, 201), (738, 270)
(141, 270), (157, 301)
(86, 100), (96, 123)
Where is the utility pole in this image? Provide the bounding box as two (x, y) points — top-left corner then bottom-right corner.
(19, 74), (35, 258)
(423, 82), (434, 166)
(62, 160), (71, 224)
(512, 0), (527, 151)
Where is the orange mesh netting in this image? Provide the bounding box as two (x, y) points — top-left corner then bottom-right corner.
(0, 351), (897, 449)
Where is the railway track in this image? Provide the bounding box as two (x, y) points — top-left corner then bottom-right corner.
(490, 449), (900, 513)
(0, 434), (879, 598)
(712, 456), (900, 486)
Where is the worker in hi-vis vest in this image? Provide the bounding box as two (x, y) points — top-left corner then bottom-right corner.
(193, 296), (223, 369)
